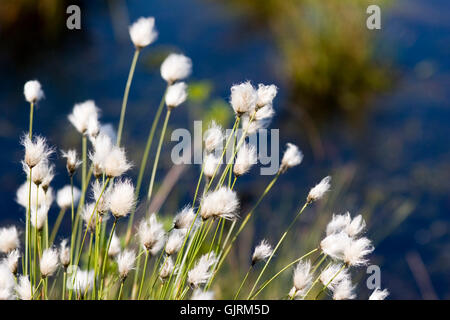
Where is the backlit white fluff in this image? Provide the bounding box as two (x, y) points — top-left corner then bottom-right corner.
(87, 116), (100, 140)
(203, 121), (224, 153)
(0, 263), (15, 300)
(200, 187), (239, 221)
(160, 53), (192, 84)
(173, 206), (198, 230)
(16, 181), (53, 209)
(187, 253), (218, 288)
(165, 82), (188, 108)
(92, 180), (111, 216)
(56, 185), (81, 210)
(165, 229), (186, 256)
(108, 232), (121, 257)
(16, 276), (32, 300)
(191, 289), (215, 300)
(89, 133), (113, 178)
(280, 143), (303, 173)
(117, 249), (136, 280)
(68, 100), (99, 135)
(159, 256), (175, 280)
(129, 17), (158, 48)
(24, 80), (44, 103)
(251, 239), (273, 265)
(40, 248), (59, 277)
(230, 81), (257, 116)
(29, 159), (54, 187)
(307, 176), (331, 203)
(345, 214), (366, 238)
(256, 84), (278, 108)
(326, 213), (352, 236)
(109, 179), (135, 219)
(103, 146), (132, 178)
(67, 269), (94, 294)
(5, 249), (20, 274)
(59, 239), (70, 269)
(30, 204), (49, 231)
(320, 232), (352, 261)
(292, 260), (312, 294)
(332, 278), (355, 300)
(81, 203), (96, 233)
(233, 143), (257, 177)
(343, 237), (374, 266)
(41, 162), (55, 191)
(21, 134), (53, 168)
(0, 226), (20, 253)
(138, 213), (166, 254)
(319, 263), (349, 290)
(369, 288), (389, 300)
(203, 153), (221, 179)
(62, 149), (82, 176)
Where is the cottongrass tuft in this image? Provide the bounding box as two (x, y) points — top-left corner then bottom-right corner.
(332, 278), (356, 300)
(343, 237), (374, 267)
(30, 205), (49, 231)
(67, 269), (95, 295)
(369, 288), (389, 300)
(138, 213), (166, 254)
(21, 134), (53, 169)
(307, 176), (331, 203)
(256, 83), (278, 109)
(230, 81), (257, 116)
(165, 82), (188, 108)
(16, 275), (32, 300)
(59, 239), (70, 269)
(103, 146), (132, 178)
(203, 153), (221, 180)
(173, 206), (198, 230)
(5, 249), (20, 275)
(0, 226), (20, 254)
(290, 260), (312, 298)
(319, 263), (349, 290)
(109, 179), (135, 219)
(165, 229), (187, 256)
(40, 248), (59, 278)
(280, 143), (303, 173)
(62, 149), (82, 176)
(16, 181), (53, 209)
(200, 187), (240, 221)
(251, 239), (273, 266)
(233, 143), (257, 177)
(108, 232), (121, 257)
(117, 249), (136, 280)
(24, 80), (44, 103)
(159, 256), (175, 281)
(191, 289), (215, 300)
(129, 17), (158, 49)
(160, 53), (192, 84)
(187, 253), (218, 288)
(68, 100), (99, 135)
(0, 262), (16, 300)
(203, 121), (224, 153)
(56, 185), (81, 210)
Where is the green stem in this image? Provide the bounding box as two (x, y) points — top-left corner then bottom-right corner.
(25, 168), (32, 277)
(98, 217), (118, 299)
(315, 264), (346, 300)
(138, 250), (150, 300)
(247, 201), (310, 299)
(62, 271), (67, 300)
(29, 102), (34, 139)
(118, 280), (125, 300)
(147, 108), (172, 201)
(49, 208), (66, 246)
(302, 259), (330, 300)
(234, 265), (252, 300)
(117, 49), (140, 146)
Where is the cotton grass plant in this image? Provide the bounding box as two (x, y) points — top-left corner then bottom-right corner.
(0, 16), (389, 300)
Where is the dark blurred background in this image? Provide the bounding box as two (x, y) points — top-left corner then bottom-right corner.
(0, 0), (449, 299)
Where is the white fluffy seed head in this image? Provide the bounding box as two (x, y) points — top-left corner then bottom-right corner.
(343, 237), (374, 267)
(369, 288), (389, 300)
(92, 180), (111, 216)
(280, 143), (303, 173)
(129, 17), (158, 48)
(203, 121), (224, 153)
(165, 82), (188, 108)
(256, 84), (278, 109)
(62, 149), (82, 176)
(191, 289), (215, 300)
(16, 276), (32, 300)
(159, 256), (175, 281)
(230, 81), (257, 116)
(109, 179), (135, 219)
(233, 143), (257, 177)
(57, 185), (81, 210)
(5, 249), (20, 274)
(138, 213), (166, 254)
(293, 260), (312, 293)
(16, 182), (53, 209)
(87, 116), (100, 140)
(187, 253), (218, 288)
(21, 134), (53, 168)
(200, 187), (240, 221)
(0, 226), (20, 254)
(319, 264), (349, 290)
(203, 153), (221, 179)
(326, 212), (352, 236)
(24, 80), (44, 103)
(332, 278), (355, 300)
(173, 206), (198, 230)
(320, 232), (352, 261)
(165, 229), (186, 256)
(81, 203), (96, 233)
(103, 146), (131, 178)
(30, 204), (49, 231)
(59, 239), (70, 268)
(89, 133), (113, 178)
(40, 248), (59, 277)
(307, 176), (331, 203)
(68, 100), (99, 135)
(160, 53), (192, 84)
(252, 239), (273, 265)
(117, 249), (136, 279)
(0, 263), (15, 300)
(67, 269), (94, 294)
(108, 232), (121, 257)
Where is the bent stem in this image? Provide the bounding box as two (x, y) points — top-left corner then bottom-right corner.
(117, 49), (140, 146)
(247, 201), (310, 299)
(314, 264), (347, 300)
(147, 108), (172, 201)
